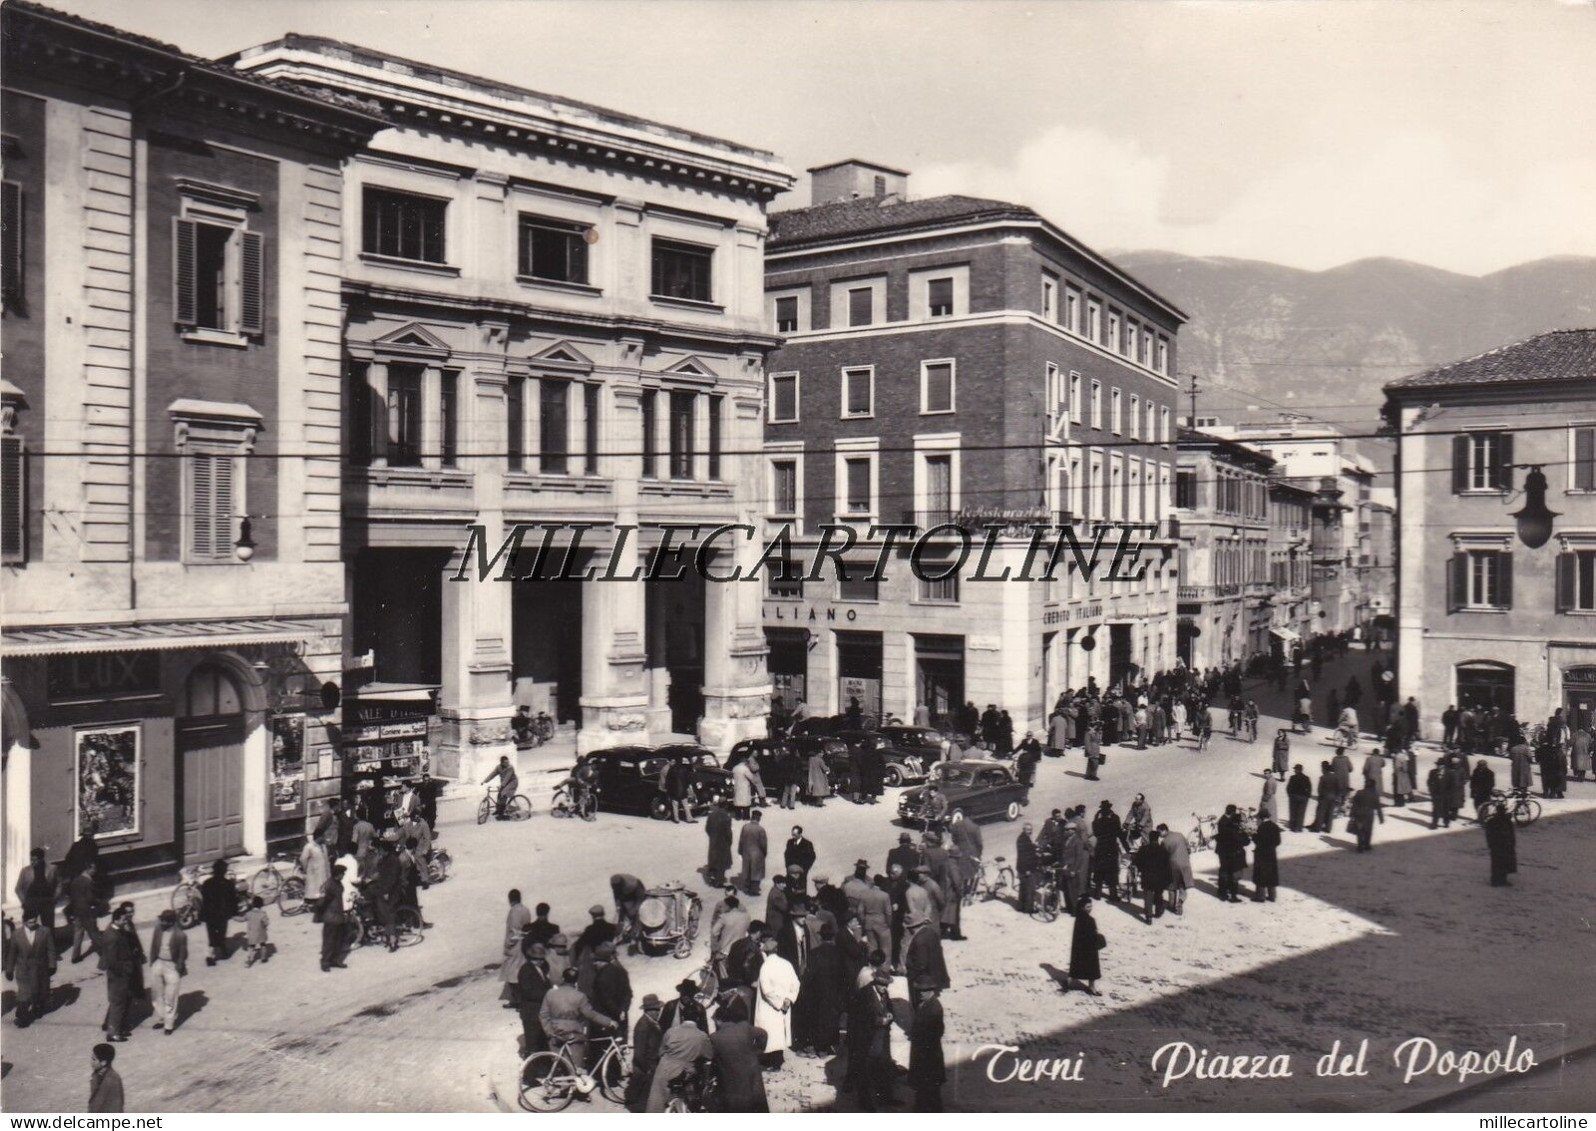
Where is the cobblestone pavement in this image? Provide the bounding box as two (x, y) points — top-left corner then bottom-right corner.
(5, 647), (1593, 1112)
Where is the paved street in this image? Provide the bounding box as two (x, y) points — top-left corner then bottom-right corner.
(5, 649), (1593, 1112)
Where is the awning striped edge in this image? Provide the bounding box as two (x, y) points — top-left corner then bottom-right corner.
(1, 617), (326, 658)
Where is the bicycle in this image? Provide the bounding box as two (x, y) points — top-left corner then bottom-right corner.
(1332, 725), (1359, 751)
(966, 856), (1016, 905)
(249, 852), (309, 915)
(1029, 864), (1064, 922)
(1189, 812), (1218, 853)
(350, 891), (424, 949)
(550, 782), (597, 822)
(1480, 788), (1542, 828)
(478, 784), (533, 825)
(663, 1057), (719, 1113)
(170, 864), (250, 929)
(518, 1034), (630, 1112)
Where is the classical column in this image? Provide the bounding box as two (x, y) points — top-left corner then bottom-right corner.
(577, 477), (650, 754)
(698, 509), (771, 750)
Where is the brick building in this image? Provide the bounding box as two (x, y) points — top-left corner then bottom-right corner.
(0, 2), (382, 895)
(761, 163), (1184, 733)
(230, 36), (793, 778)
(1384, 329), (1596, 731)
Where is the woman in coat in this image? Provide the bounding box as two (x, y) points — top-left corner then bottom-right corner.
(1392, 751), (1414, 806)
(299, 836), (331, 907)
(1067, 897), (1103, 994)
(805, 749), (831, 802)
(1250, 817), (1282, 902)
(1048, 710), (1070, 756)
(705, 801), (734, 885)
(1509, 740), (1535, 791)
(709, 996), (769, 1112)
(731, 758), (758, 815)
(1161, 826), (1193, 915)
(1258, 773), (1278, 822)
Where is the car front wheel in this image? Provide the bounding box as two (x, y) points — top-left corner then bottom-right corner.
(1005, 800), (1021, 821)
(649, 795), (672, 821)
(884, 764), (904, 788)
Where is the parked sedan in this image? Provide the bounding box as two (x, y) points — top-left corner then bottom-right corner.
(580, 745), (731, 820)
(829, 730), (930, 787)
(897, 760), (1029, 824)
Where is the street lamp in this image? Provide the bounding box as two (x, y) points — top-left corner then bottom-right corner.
(234, 516), (257, 562)
(1511, 466), (1559, 550)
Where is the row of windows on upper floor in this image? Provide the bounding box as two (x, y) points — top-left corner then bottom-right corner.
(343, 362), (728, 481)
(769, 361), (1175, 442)
(762, 551), (1178, 605)
(1452, 428), (1596, 494)
(768, 266), (1173, 379)
(765, 446), (1171, 532)
(363, 186), (720, 303)
(1449, 547), (1596, 614)
(1173, 469), (1270, 520)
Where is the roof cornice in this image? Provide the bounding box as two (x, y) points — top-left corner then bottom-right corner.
(231, 42), (795, 202)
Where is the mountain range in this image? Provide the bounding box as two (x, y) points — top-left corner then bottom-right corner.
(1108, 251), (1596, 435)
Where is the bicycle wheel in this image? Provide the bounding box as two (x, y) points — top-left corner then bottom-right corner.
(1513, 799), (1541, 827)
(1031, 884), (1060, 923)
(477, 795), (493, 825)
(596, 1044), (632, 1105)
(507, 794), (534, 821)
(550, 790), (572, 818)
(172, 883), (202, 929)
(278, 876), (307, 916)
(519, 1052), (578, 1113)
(250, 865), (282, 903)
(578, 792), (597, 822)
(395, 907), (424, 946)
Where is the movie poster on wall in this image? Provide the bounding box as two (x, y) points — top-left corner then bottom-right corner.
(76, 724), (140, 840)
(271, 713), (307, 815)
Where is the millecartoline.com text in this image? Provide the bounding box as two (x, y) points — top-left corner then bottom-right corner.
(450, 520), (1162, 584)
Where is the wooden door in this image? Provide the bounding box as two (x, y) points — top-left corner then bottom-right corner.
(178, 716), (245, 862)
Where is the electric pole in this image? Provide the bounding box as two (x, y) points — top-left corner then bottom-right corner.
(1187, 372), (1201, 429)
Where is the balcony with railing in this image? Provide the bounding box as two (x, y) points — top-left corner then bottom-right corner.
(1177, 583), (1243, 602)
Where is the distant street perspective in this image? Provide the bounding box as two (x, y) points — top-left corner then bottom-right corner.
(4, 0), (1595, 1116)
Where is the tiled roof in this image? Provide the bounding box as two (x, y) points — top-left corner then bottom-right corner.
(1386, 329), (1596, 391)
(769, 194), (1040, 249)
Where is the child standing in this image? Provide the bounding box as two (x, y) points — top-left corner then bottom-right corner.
(244, 896), (270, 966)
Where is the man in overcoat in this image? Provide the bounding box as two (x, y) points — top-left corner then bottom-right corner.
(4, 908), (56, 1026)
(738, 811), (768, 896)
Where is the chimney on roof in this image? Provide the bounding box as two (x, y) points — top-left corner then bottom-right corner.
(808, 160), (909, 207)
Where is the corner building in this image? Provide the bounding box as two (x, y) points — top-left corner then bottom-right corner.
(1385, 330), (1596, 731)
(232, 38), (794, 779)
(761, 163), (1184, 734)
(1, 2), (382, 896)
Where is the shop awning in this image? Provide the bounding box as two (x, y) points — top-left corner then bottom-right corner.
(1, 617), (325, 658)
(1269, 627), (1302, 643)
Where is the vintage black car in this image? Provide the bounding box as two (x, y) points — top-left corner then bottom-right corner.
(726, 738), (787, 770)
(828, 730), (931, 787)
(897, 760), (1029, 824)
(580, 745), (732, 819)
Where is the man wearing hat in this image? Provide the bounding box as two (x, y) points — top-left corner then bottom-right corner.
(812, 871), (848, 932)
(545, 933), (572, 985)
(843, 967), (896, 1110)
(841, 859), (873, 920)
(887, 831), (922, 878)
(609, 873), (647, 950)
(590, 940), (632, 1061)
(572, 905), (616, 996)
(659, 977), (708, 1032)
(909, 975), (946, 1111)
(905, 914), (950, 995)
(517, 940), (553, 1055)
(625, 993), (665, 1111)
(858, 874), (893, 962)
(738, 810), (768, 897)
(539, 966), (617, 1082)
(754, 932), (799, 1069)
(1015, 731), (1042, 786)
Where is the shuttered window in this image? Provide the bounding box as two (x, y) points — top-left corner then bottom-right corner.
(187, 451), (237, 562)
(1557, 551), (1596, 613)
(2, 182), (24, 312)
(707, 394), (722, 480)
(1453, 431), (1512, 492)
(173, 217), (264, 338)
(924, 455), (953, 524)
(1, 435), (25, 562)
(1573, 426), (1596, 491)
(1451, 550), (1511, 610)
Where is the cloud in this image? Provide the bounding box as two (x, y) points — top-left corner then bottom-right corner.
(915, 124), (1596, 275)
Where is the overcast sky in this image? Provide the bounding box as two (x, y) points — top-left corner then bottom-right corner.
(49, 0), (1596, 275)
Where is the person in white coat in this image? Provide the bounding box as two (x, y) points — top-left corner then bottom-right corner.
(754, 933), (800, 1069)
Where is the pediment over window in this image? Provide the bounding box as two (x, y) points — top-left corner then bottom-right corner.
(661, 355), (720, 382)
(371, 323), (452, 359)
(529, 340), (596, 373)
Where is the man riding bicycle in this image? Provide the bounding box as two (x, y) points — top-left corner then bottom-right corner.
(482, 755), (519, 820)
